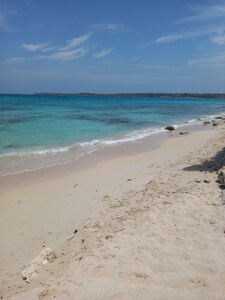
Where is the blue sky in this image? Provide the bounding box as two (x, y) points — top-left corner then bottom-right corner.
(0, 0), (225, 93)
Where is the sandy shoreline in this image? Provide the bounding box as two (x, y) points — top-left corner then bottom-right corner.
(1, 123), (225, 299)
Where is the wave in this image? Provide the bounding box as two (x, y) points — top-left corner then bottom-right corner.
(0, 127), (167, 160)
(1, 111), (224, 161)
(0, 146), (72, 158)
(79, 127), (165, 148)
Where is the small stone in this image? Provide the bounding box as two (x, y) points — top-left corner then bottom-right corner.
(135, 273), (148, 279)
(203, 180), (210, 183)
(203, 121), (210, 125)
(165, 125), (175, 131)
(179, 132), (189, 135)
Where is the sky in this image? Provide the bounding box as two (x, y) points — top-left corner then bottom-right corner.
(0, 0), (225, 94)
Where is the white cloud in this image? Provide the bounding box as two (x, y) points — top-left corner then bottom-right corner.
(182, 4), (225, 22)
(213, 32), (225, 45)
(0, 6), (18, 31)
(4, 48), (87, 63)
(22, 43), (49, 51)
(155, 27), (225, 43)
(41, 46), (57, 52)
(155, 34), (184, 43)
(91, 23), (121, 31)
(189, 53), (225, 67)
(0, 11), (8, 31)
(46, 48), (87, 61)
(4, 57), (26, 63)
(0, 8), (13, 31)
(93, 48), (114, 58)
(60, 34), (91, 51)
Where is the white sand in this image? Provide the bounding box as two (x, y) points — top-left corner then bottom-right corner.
(0, 124), (225, 299)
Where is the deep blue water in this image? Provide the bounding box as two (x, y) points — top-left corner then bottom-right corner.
(0, 94), (225, 175)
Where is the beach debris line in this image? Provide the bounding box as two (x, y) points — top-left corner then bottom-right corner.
(21, 248), (57, 283)
(165, 125), (175, 131)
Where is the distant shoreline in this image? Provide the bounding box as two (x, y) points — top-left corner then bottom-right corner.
(1, 93), (225, 98)
(33, 92), (225, 98)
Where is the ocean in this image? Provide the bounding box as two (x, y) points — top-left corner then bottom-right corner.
(0, 94), (225, 176)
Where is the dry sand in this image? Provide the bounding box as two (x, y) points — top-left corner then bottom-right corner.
(0, 124), (225, 299)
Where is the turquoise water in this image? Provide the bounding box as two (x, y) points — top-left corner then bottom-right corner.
(0, 94), (225, 175)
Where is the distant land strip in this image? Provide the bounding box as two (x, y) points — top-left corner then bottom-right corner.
(34, 93), (225, 98)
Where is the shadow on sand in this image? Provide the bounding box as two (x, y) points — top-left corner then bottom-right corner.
(183, 146), (225, 173)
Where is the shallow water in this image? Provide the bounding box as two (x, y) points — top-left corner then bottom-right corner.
(0, 94), (224, 175)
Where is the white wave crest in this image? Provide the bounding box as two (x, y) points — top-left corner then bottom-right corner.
(79, 127), (165, 148)
(0, 146), (71, 158)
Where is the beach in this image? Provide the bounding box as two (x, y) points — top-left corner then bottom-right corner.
(2, 0), (225, 298)
(1, 121), (225, 299)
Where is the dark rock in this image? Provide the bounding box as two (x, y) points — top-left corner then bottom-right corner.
(212, 122), (219, 126)
(179, 132), (189, 135)
(165, 125), (175, 131)
(203, 121), (210, 125)
(218, 167), (225, 185)
(5, 144), (19, 148)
